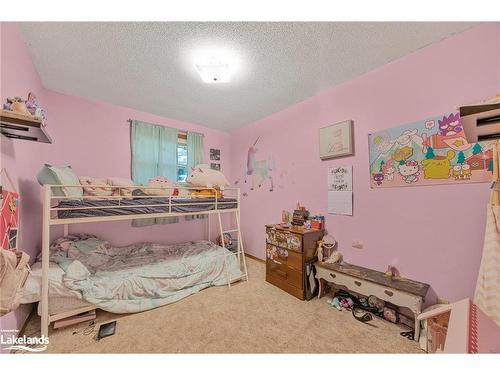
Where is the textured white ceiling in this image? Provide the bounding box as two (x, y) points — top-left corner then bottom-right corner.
(19, 22), (475, 131)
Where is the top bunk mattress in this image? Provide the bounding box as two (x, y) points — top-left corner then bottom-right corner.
(56, 197), (238, 219)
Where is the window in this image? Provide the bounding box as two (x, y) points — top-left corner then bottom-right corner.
(177, 136), (188, 182)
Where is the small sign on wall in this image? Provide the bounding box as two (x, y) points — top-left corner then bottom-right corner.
(328, 165), (353, 191)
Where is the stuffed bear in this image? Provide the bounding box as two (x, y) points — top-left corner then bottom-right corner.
(186, 164), (229, 190)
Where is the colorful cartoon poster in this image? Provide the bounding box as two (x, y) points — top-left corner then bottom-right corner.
(1, 189), (20, 251)
(369, 113), (495, 188)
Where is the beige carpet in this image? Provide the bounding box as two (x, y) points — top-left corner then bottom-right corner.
(20, 257), (422, 353)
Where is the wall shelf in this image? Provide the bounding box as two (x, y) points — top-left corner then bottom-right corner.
(0, 110), (52, 143)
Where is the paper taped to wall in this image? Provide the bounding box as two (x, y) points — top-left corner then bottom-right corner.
(327, 165), (353, 215)
(328, 190), (352, 216)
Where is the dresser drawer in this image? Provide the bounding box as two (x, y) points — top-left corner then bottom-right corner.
(266, 228), (302, 252)
(266, 244), (302, 270)
(266, 273), (304, 300)
(266, 259), (303, 289)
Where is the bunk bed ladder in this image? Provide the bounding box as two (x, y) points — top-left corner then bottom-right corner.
(217, 211), (249, 287)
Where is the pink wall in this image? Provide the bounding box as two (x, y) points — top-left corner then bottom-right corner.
(1, 21), (499, 340)
(230, 23), (500, 304)
(1, 23), (231, 251)
(0, 22), (231, 337)
(39, 90), (231, 245)
(1, 22), (47, 341)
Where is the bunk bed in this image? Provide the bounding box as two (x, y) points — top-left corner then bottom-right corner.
(40, 184), (248, 338)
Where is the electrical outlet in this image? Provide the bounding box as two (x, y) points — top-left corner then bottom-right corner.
(352, 240), (363, 249)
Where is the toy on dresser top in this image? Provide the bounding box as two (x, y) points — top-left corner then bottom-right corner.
(281, 203), (325, 231)
(291, 202), (309, 227)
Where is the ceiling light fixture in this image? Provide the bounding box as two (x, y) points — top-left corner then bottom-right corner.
(195, 57), (231, 83)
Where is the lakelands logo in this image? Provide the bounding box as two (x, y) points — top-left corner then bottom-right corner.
(1, 330), (49, 352)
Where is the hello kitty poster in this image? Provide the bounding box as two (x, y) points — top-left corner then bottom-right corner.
(368, 112), (494, 188)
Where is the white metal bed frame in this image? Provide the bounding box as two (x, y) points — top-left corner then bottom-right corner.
(40, 184), (248, 338)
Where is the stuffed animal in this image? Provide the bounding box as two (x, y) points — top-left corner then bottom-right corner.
(368, 295), (385, 312)
(324, 250), (343, 264)
(191, 189), (223, 198)
(384, 265), (401, 279)
(186, 164), (230, 190)
(141, 176), (176, 196)
(3, 97), (32, 117)
(26, 92), (47, 126)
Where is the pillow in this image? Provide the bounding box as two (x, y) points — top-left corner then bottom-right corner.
(36, 164), (83, 199)
(16, 262), (81, 304)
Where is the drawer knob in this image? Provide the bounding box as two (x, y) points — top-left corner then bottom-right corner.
(384, 290), (394, 297)
(330, 273), (337, 279)
(354, 281), (362, 287)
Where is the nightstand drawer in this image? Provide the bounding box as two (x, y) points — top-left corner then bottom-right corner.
(266, 259), (303, 289)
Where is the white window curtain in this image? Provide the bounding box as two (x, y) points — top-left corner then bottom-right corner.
(131, 120), (179, 226)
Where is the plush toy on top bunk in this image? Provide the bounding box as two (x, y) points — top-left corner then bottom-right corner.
(140, 176), (178, 196)
(186, 164), (229, 198)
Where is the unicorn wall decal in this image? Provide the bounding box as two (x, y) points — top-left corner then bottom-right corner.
(234, 137), (274, 192)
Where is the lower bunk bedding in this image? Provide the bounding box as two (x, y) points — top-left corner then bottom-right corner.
(19, 234), (242, 314)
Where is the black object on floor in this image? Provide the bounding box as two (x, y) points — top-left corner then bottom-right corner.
(97, 321), (116, 340)
(400, 330), (415, 340)
(352, 307), (373, 323)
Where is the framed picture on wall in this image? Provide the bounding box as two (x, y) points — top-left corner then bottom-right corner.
(210, 163), (221, 171)
(210, 148), (220, 161)
(319, 120), (354, 160)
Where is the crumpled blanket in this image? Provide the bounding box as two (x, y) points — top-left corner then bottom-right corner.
(79, 176), (114, 200)
(46, 234), (242, 313)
